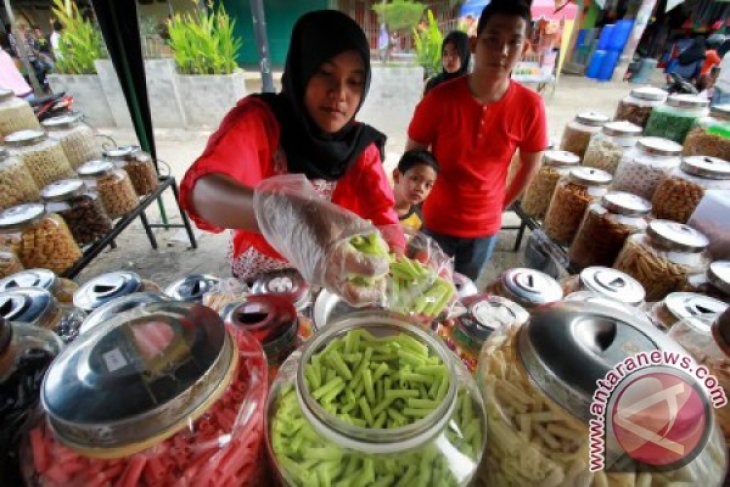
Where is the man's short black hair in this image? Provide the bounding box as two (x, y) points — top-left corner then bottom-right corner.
(53, 20), (63, 32)
(477, 0), (532, 37)
(397, 150), (440, 174)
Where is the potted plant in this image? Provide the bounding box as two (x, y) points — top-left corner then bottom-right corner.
(414, 10), (444, 80)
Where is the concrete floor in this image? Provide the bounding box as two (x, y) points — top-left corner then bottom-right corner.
(78, 74), (642, 290)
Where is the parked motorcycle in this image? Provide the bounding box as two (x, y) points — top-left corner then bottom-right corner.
(29, 92), (74, 121)
(663, 72), (699, 95)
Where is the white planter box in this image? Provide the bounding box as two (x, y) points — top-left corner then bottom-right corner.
(177, 71), (246, 129)
(47, 73), (115, 128)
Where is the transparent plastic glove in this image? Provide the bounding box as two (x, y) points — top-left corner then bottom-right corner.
(253, 174), (389, 306)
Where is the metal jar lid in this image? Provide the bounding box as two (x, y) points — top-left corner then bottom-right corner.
(40, 179), (86, 202)
(41, 302), (236, 458)
(601, 191), (651, 217)
(312, 288), (376, 331)
(0, 88), (14, 102)
(5, 129), (47, 147)
(636, 136), (683, 157)
(251, 269), (311, 312)
(164, 274), (220, 303)
(575, 111), (610, 127)
(646, 220), (709, 253)
(453, 272), (478, 300)
(517, 301), (688, 421)
(77, 160), (114, 178)
(708, 261), (730, 295)
(41, 113), (82, 130)
(543, 150), (580, 167)
(0, 203), (45, 231)
(499, 268), (563, 306)
(578, 267), (646, 306)
(568, 167), (613, 187)
(457, 294), (529, 343)
(680, 156), (730, 180)
(664, 292), (729, 322)
(74, 271), (144, 313)
(666, 93), (710, 109)
(629, 86), (668, 102)
(0, 287), (55, 325)
(102, 145), (138, 161)
(79, 292), (171, 336)
(710, 104), (730, 119)
(0, 269), (57, 293)
(601, 120), (642, 137)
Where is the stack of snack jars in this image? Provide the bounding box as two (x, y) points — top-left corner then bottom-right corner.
(559, 111), (609, 159)
(614, 85), (668, 128)
(543, 167), (612, 246)
(0, 148), (39, 212)
(520, 150), (579, 219)
(0, 88), (40, 138)
(40, 179), (112, 245)
(76, 160), (138, 219)
(614, 220), (711, 302)
(0, 203), (81, 275)
(5, 130), (74, 189)
(568, 191), (651, 270)
(683, 104), (730, 160)
(683, 261), (730, 303)
(652, 156), (730, 223)
(644, 93), (710, 144)
(42, 113), (101, 170)
(581, 120), (642, 175)
(0, 286), (85, 343)
(104, 145), (159, 197)
(0, 268), (78, 304)
(611, 136), (683, 200)
(485, 268), (564, 309)
(648, 292), (728, 330)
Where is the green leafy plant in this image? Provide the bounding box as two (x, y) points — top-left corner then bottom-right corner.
(51, 0), (105, 74)
(414, 10), (443, 77)
(373, 0), (425, 32)
(167, 1), (242, 75)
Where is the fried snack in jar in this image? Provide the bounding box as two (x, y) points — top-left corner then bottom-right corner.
(0, 246), (23, 279)
(41, 179), (112, 245)
(581, 121), (641, 175)
(644, 93), (710, 144)
(614, 86), (668, 128)
(611, 136), (683, 200)
(521, 150), (579, 219)
(104, 145), (159, 196)
(42, 113), (101, 169)
(683, 104), (730, 161)
(0, 88), (41, 138)
(559, 111), (609, 159)
(5, 130), (74, 189)
(0, 149), (40, 212)
(77, 160), (138, 219)
(649, 292), (728, 331)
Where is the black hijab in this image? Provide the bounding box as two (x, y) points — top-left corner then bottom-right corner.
(257, 10), (385, 181)
(678, 37), (707, 66)
(424, 31), (471, 95)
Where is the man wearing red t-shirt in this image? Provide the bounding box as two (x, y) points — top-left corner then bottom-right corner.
(406, 0), (548, 280)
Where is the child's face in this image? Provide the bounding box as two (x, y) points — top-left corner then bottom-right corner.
(304, 50), (366, 134)
(442, 42), (462, 74)
(394, 164), (437, 206)
(470, 14), (529, 79)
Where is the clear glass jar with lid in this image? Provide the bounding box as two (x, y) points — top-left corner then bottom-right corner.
(73, 270), (161, 313)
(521, 150), (579, 219)
(0, 203), (81, 274)
(652, 156), (730, 223)
(103, 145), (159, 196)
(0, 287), (85, 342)
(40, 178), (112, 245)
(266, 311), (487, 486)
(0, 148), (40, 212)
(614, 85), (668, 128)
(683, 104), (730, 160)
(5, 129), (74, 189)
(485, 267), (564, 308)
(543, 166), (612, 246)
(476, 301), (728, 486)
(559, 111), (610, 159)
(614, 220), (711, 302)
(0, 88), (41, 138)
(561, 266), (647, 307)
(683, 261), (730, 303)
(644, 93), (711, 144)
(611, 136), (683, 200)
(0, 246), (23, 279)
(648, 292), (728, 330)
(0, 268), (78, 304)
(76, 160), (138, 219)
(21, 302), (270, 486)
(41, 113), (101, 169)
(568, 191), (651, 270)
(581, 120), (642, 174)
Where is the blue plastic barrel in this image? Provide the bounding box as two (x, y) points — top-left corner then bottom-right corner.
(597, 24), (616, 51)
(586, 50), (607, 79)
(576, 29), (587, 47)
(598, 49), (621, 81)
(609, 19), (634, 51)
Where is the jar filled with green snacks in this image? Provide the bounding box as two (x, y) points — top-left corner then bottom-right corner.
(644, 94), (710, 144)
(266, 310), (487, 486)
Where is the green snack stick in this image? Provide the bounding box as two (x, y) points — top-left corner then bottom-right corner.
(371, 362), (390, 383)
(385, 389), (420, 400)
(312, 377), (344, 400)
(327, 350), (353, 380)
(407, 398), (440, 409)
(403, 408), (433, 418)
(359, 396), (374, 425)
(362, 368), (376, 404)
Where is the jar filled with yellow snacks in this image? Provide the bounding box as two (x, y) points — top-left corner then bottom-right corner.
(614, 220), (710, 302)
(521, 150), (579, 219)
(77, 160), (138, 219)
(104, 145), (159, 197)
(648, 292), (728, 331)
(0, 149), (39, 212)
(559, 111), (609, 159)
(485, 267), (563, 309)
(5, 130), (74, 189)
(582, 120), (642, 175)
(42, 113), (101, 169)
(476, 300), (728, 487)
(683, 261), (730, 303)
(0, 88), (40, 138)
(0, 268), (78, 304)
(0, 246), (23, 279)
(683, 104), (730, 160)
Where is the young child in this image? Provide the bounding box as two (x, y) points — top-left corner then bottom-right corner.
(392, 149), (439, 233)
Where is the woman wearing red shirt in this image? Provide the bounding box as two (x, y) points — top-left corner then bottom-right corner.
(179, 11), (403, 304)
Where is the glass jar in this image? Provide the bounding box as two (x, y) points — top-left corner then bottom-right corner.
(0, 203), (81, 274)
(559, 111), (610, 159)
(644, 93), (711, 144)
(78, 291), (170, 336)
(21, 302), (269, 486)
(561, 266), (647, 307)
(266, 311), (487, 486)
(164, 273), (220, 303)
(564, 290), (657, 329)
(521, 150), (579, 219)
(41, 113), (101, 169)
(0, 318), (61, 486)
(485, 267), (564, 308)
(614, 85), (668, 128)
(77, 160), (138, 219)
(683, 261), (730, 303)
(252, 269), (315, 340)
(437, 294), (528, 373)
(543, 167), (612, 246)
(73, 270), (161, 313)
(569, 191), (651, 270)
(104, 145), (159, 196)
(0, 149), (40, 212)
(0, 247), (23, 279)
(652, 156), (730, 224)
(0, 268), (77, 304)
(0, 287), (85, 343)
(581, 120), (642, 174)
(649, 292), (728, 331)
(612, 136), (683, 200)
(0, 88), (41, 138)
(5, 130), (74, 189)
(40, 178), (112, 246)
(475, 301), (728, 486)
(614, 220), (711, 302)
(683, 104), (730, 161)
